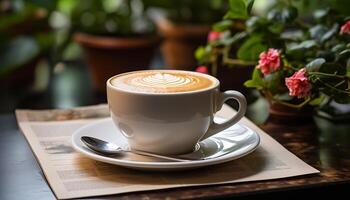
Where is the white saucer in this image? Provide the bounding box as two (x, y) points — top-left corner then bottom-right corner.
(71, 117), (260, 171)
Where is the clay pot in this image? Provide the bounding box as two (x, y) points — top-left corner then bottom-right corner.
(0, 56), (40, 89)
(0, 9), (49, 90)
(74, 33), (161, 93)
(3, 8), (50, 37)
(261, 102), (318, 142)
(156, 17), (210, 70)
(268, 102), (315, 125)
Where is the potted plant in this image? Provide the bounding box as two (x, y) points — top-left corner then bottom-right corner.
(195, 0), (255, 93)
(147, 0), (227, 70)
(241, 1), (350, 124)
(0, 0), (54, 89)
(72, 0), (160, 93)
(196, 0), (350, 124)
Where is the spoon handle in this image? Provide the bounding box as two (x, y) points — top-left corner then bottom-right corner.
(126, 149), (191, 162)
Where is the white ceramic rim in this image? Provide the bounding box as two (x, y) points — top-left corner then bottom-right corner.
(71, 118), (260, 170)
(106, 70), (220, 95)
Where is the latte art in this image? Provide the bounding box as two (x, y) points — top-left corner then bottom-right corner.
(110, 70), (215, 93)
(131, 73), (195, 88)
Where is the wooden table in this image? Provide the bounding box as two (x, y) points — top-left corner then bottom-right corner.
(1, 63), (350, 199)
(1, 110), (349, 199)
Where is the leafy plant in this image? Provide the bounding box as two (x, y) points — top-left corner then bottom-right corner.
(196, 0), (350, 108)
(143, 0), (228, 24)
(196, 0), (258, 77)
(71, 0), (155, 36)
(0, 0), (55, 77)
(245, 3), (350, 108)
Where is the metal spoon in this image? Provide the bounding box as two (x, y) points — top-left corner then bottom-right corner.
(81, 136), (192, 162)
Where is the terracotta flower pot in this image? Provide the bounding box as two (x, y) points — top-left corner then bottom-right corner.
(74, 33), (161, 93)
(268, 102), (315, 125)
(0, 9), (49, 90)
(3, 8), (50, 37)
(156, 17), (210, 70)
(0, 56), (40, 89)
(262, 101), (318, 142)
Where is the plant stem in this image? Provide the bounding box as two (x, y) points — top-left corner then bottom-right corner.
(315, 77), (350, 94)
(212, 60), (218, 77)
(210, 48), (220, 76)
(222, 46), (256, 66)
(224, 58), (256, 66)
(309, 71), (348, 79)
(274, 97), (311, 109)
(334, 80), (346, 88)
(282, 57), (299, 71)
(264, 90), (311, 109)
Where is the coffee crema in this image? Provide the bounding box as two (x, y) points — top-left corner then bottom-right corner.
(110, 70), (215, 93)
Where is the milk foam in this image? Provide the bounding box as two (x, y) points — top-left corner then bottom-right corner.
(110, 71), (215, 93)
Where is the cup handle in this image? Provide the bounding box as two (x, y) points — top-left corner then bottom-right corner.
(200, 90), (247, 141)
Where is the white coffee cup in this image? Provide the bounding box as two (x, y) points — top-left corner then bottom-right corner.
(107, 70), (246, 155)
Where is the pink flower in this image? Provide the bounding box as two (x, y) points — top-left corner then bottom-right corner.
(195, 66), (209, 74)
(340, 20), (350, 35)
(208, 31), (222, 42)
(285, 68), (312, 98)
(256, 48), (281, 75)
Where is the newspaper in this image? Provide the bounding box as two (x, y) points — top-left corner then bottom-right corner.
(16, 104), (319, 199)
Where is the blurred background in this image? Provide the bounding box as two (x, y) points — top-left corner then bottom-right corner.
(0, 0), (231, 112)
(0, 0), (349, 135)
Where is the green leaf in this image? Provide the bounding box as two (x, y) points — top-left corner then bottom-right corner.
(274, 93), (294, 101)
(343, 58), (350, 81)
(306, 58), (326, 72)
(280, 30), (303, 41)
(267, 6), (298, 23)
(321, 24), (339, 43)
(245, 16), (269, 33)
(309, 96), (326, 106)
(336, 49), (350, 62)
(297, 40), (318, 49)
(313, 9), (329, 20)
(237, 35), (267, 61)
(0, 37), (40, 76)
(331, 44), (346, 53)
(216, 31), (246, 46)
(309, 25), (328, 41)
(35, 32), (54, 50)
(244, 80), (258, 88)
(287, 40), (317, 52)
(58, 0), (79, 15)
(246, 0), (255, 14)
(265, 72), (281, 94)
(224, 0), (249, 20)
(213, 20), (233, 32)
(310, 24), (339, 43)
(244, 67), (264, 89)
(268, 22), (284, 34)
(195, 45), (212, 63)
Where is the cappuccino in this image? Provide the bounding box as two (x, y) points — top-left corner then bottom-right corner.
(110, 70), (215, 93)
(107, 69), (247, 155)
